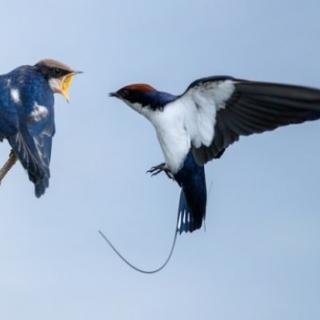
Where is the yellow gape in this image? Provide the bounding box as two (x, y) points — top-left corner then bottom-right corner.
(61, 74), (74, 102)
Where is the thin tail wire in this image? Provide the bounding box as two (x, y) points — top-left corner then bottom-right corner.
(98, 212), (179, 274)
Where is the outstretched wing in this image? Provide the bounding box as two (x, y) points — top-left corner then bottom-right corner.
(179, 76), (320, 165)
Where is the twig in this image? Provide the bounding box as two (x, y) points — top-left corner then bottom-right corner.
(0, 151), (17, 184)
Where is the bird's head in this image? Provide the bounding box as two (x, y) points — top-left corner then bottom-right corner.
(110, 84), (158, 113)
(35, 59), (82, 102)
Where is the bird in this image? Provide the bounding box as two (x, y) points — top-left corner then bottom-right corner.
(110, 76), (320, 234)
(0, 59), (81, 197)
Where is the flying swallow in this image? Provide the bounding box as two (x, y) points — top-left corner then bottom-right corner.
(110, 76), (320, 233)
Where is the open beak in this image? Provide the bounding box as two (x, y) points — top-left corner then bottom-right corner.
(61, 71), (83, 102)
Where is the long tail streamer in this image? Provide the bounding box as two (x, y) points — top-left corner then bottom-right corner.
(98, 213), (179, 274)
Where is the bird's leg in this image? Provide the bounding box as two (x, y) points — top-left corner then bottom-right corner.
(0, 150), (17, 184)
(146, 163), (174, 180)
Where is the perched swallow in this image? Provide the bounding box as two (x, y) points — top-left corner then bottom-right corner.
(0, 59), (81, 197)
(110, 77), (320, 233)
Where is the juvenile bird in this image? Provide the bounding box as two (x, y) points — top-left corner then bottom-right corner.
(0, 59), (81, 197)
(110, 77), (320, 233)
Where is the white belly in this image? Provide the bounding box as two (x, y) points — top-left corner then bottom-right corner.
(147, 104), (191, 174)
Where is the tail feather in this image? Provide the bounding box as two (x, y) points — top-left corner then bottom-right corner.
(175, 152), (207, 234)
(177, 190), (204, 233)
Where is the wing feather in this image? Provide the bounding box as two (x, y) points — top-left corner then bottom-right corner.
(8, 126), (52, 197)
(180, 78), (320, 165)
(0, 70), (55, 197)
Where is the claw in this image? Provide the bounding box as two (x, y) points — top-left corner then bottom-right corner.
(146, 163), (166, 175)
(146, 163), (174, 180)
(151, 169), (161, 176)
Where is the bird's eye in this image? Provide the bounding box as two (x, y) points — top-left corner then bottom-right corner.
(121, 89), (130, 97)
(53, 68), (62, 77)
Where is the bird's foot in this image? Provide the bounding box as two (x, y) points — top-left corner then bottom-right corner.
(146, 163), (174, 180)
(0, 150), (17, 185)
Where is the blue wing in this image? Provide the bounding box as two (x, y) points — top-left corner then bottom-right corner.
(1, 67), (55, 197)
(7, 121), (54, 197)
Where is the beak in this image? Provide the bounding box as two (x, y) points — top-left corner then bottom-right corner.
(60, 71), (83, 102)
(109, 92), (119, 98)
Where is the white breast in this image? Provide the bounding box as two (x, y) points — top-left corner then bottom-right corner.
(138, 101), (191, 174)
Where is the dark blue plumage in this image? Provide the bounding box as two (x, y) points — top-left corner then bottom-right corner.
(174, 152), (207, 233)
(0, 65), (55, 197)
(144, 91), (177, 110)
(113, 86), (176, 110)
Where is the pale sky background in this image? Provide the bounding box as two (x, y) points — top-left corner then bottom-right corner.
(0, 1), (320, 319)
